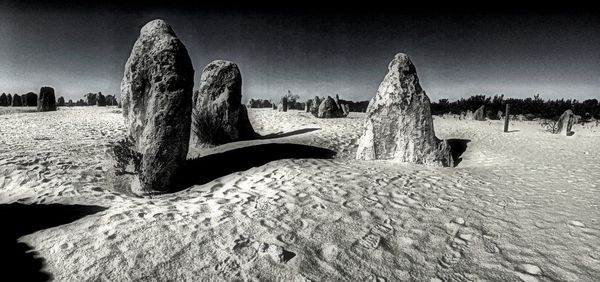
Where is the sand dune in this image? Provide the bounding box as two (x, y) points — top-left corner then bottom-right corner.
(1, 107), (599, 281)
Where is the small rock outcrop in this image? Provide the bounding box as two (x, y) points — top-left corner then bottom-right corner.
(22, 92), (38, 106)
(105, 95), (117, 106)
(356, 53), (453, 167)
(7, 94), (12, 106)
(57, 96), (66, 107)
(96, 92), (106, 106)
(305, 100), (312, 112)
(0, 93), (7, 106)
(278, 96), (288, 112)
(85, 93), (97, 106)
(334, 94), (342, 109)
(192, 60), (255, 146)
(11, 94), (22, 106)
(556, 109), (575, 136)
(121, 19), (195, 192)
(247, 99), (259, 109)
(317, 96), (343, 118)
(309, 96), (321, 117)
(37, 87), (57, 111)
(473, 105), (485, 121)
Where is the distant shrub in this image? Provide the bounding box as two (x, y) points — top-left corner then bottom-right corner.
(539, 118), (559, 134)
(192, 109), (227, 145)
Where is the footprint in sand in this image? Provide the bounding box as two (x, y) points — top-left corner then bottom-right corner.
(438, 250), (462, 268)
(421, 199), (442, 211)
(277, 232), (297, 245)
(438, 272), (480, 282)
(232, 236), (260, 264)
(60, 241), (74, 250)
(259, 218), (279, 229)
(364, 195), (384, 208)
(371, 222), (393, 237)
(214, 256), (241, 279)
(365, 273), (387, 282)
(342, 199), (363, 210)
(358, 233), (381, 250)
(482, 235), (500, 254)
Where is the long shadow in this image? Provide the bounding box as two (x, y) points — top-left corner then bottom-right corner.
(256, 128), (320, 140)
(0, 203), (107, 282)
(447, 138), (471, 167)
(172, 143), (336, 192)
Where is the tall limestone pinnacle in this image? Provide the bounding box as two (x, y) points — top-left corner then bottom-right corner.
(356, 53), (453, 167)
(191, 60), (256, 146)
(120, 19), (195, 192)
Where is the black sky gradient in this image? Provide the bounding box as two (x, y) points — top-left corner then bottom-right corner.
(1, 2), (598, 102)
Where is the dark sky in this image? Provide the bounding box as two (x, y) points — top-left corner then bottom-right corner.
(1, 2), (599, 102)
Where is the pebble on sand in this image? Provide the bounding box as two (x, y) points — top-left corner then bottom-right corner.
(516, 263), (542, 275)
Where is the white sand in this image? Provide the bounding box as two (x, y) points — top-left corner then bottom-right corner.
(1, 107), (599, 281)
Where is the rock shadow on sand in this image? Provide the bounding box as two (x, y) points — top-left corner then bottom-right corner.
(0, 203), (107, 282)
(255, 128), (320, 140)
(447, 138), (471, 167)
(171, 143), (336, 192)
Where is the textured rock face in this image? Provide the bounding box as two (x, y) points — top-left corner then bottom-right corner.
(96, 92), (106, 106)
(0, 93), (7, 106)
(305, 100), (312, 112)
(278, 97), (288, 112)
(317, 96), (343, 118)
(11, 94), (22, 106)
(556, 109), (575, 136)
(57, 96), (66, 107)
(356, 53), (453, 167)
(341, 104), (350, 116)
(334, 94), (342, 109)
(192, 60), (255, 146)
(473, 106), (485, 121)
(105, 95), (117, 106)
(121, 19), (195, 192)
(22, 92), (38, 106)
(309, 96), (321, 117)
(37, 87), (57, 112)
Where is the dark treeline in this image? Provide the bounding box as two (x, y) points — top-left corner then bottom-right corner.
(431, 94), (600, 121)
(338, 99), (369, 113)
